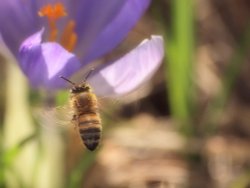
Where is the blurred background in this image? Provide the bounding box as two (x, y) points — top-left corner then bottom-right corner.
(1, 0), (250, 188)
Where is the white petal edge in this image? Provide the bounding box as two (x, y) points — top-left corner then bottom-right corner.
(88, 35), (164, 97)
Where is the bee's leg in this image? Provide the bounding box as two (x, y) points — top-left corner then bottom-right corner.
(71, 114), (77, 130)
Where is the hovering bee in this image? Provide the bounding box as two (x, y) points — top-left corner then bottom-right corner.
(60, 69), (101, 151)
(56, 35), (163, 151)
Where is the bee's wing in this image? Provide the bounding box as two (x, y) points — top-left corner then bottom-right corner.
(33, 105), (74, 130)
(88, 35), (164, 98)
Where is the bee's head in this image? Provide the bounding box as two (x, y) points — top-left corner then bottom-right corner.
(70, 83), (91, 93)
(60, 76), (91, 93)
(60, 69), (94, 93)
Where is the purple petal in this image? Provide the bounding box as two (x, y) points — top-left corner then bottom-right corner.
(19, 29), (82, 89)
(88, 35), (164, 97)
(0, 0), (42, 55)
(74, 0), (151, 63)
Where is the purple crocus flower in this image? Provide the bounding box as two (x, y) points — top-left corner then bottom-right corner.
(0, 0), (164, 97)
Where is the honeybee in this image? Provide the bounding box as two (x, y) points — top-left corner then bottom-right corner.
(60, 69), (101, 151)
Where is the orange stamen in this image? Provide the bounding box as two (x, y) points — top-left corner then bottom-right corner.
(60, 20), (78, 52)
(47, 21), (57, 41)
(38, 3), (67, 41)
(38, 3), (78, 51)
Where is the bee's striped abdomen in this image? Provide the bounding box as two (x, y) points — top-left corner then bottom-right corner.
(70, 90), (102, 151)
(78, 113), (102, 151)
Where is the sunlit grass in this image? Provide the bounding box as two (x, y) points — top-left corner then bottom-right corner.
(165, 0), (195, 136)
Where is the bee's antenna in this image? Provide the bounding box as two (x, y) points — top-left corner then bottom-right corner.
(60, 76), (76, 86)
(84, 68), (95, 82)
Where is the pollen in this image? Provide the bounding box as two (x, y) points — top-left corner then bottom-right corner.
(38, 3), (67, 20)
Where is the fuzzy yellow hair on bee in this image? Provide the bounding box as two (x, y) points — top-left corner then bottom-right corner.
(60, 69), (101, 151)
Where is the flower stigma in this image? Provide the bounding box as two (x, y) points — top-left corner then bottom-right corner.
(38, 3), (77, 52)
